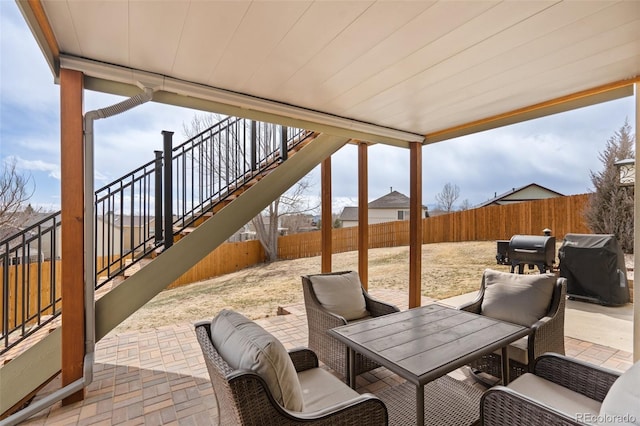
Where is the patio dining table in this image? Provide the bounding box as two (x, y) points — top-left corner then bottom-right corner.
(328, 303), (530, 426)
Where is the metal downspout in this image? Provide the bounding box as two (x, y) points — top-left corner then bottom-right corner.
(0, 87), (154, 426)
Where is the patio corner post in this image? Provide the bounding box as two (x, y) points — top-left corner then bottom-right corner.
(409, 142), (422, 309)
(358, 142), (369, 289)
(634, 82), (639, 363)
(60, 68), (85, 404)
(321, 156), (332, 273)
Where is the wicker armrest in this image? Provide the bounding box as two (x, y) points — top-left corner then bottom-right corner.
(534, 353), (620, 402)
(481, 386), (583, 426)
(364, 293), (400, 317)
(457, 293), (483, 314)
(288, 347), (319, 372)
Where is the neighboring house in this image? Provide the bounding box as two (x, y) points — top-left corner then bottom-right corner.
(339, 190), (429, 228)
(478, 183), (564, 207)
(0, 211), (62, 262)
(95, 214), (156, 257)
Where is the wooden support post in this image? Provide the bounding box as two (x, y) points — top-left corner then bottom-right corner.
(60, 68), (85, 404)
(409, 142), (422, 308)
(321, 157), (332, 273)
(358, 142), (368, 289)
(634, 82), (639, 362)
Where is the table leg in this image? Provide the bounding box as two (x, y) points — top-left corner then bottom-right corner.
(416, 384), (424, 426)
(501, 346), (510, 385)
(348, 348), (356, 389)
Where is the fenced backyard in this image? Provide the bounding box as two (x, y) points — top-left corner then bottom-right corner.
(1, 194), (591, 340)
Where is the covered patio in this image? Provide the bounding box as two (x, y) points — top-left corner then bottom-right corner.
(2, 1), (640, 424)
(19, 289), (633, 425)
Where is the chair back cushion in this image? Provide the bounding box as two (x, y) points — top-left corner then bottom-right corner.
(210, 309), (304, 411)
(480, 269), (556, 327)
(309, 271), (369, 320)
(599, 360), (640, 425)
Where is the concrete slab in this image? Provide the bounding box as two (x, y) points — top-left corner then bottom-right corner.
(440, 292), (634, 353)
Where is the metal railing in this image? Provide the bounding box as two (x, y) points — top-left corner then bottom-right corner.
(1, 212), (61, 353)
(1, 116), (311, 353)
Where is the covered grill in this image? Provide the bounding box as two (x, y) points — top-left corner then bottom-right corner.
(508, 235), (556, 273)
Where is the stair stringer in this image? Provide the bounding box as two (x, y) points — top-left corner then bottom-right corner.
(0, 133), (349, 416)
(95, 133), (349, 340)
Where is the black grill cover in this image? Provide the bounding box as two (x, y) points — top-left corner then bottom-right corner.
(558, 233), (630, 306)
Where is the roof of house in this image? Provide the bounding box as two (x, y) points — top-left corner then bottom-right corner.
(478, 183), (564, 207)
(339, 207), (358, 222)
(339, 191), (428, 220)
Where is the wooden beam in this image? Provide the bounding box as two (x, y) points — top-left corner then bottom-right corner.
(60, 68), (85, 404)
(358, 142), (368, 289)
(634, 82), (639, 363)
(409, 143), (422, 308)
(321, 157), (332, 273)
(425, 79), (639, 144)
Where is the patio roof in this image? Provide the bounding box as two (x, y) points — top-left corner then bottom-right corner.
(18, 0), (640, 145)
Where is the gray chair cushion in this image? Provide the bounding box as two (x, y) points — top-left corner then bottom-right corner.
(507, 373), (601, 420)
(599, 360), (640, 425)
(298, 367), (361, 412)
(481, 269), (556, 327)
(210, 309), (304, 411)
(309, 271), (369, 320)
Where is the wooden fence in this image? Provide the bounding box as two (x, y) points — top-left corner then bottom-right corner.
(2, 194), (593, 324)
(278, 193), (592, 259)
(0, 260), (62, 333)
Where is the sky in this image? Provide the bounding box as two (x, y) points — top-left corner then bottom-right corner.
(0, 2), (636, 215)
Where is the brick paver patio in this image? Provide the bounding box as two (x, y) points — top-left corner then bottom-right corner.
(17, 289), (634, 425)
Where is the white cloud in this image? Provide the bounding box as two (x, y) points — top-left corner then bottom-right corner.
(13, 156), (61, 179)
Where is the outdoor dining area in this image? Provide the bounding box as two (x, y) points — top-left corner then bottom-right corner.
(21, 268), (636, 426)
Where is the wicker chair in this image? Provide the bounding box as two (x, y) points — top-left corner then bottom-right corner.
(481, 353), (626, 425)
(195, 320), (388, 426)
(458, 270), (567, 384)
(301, 271), (400, 383)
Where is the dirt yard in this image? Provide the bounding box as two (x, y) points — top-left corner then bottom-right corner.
(114, 241), (519, 333)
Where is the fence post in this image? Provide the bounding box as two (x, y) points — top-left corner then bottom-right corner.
(154, 150), (163, 245)
(251, 120), (257, 171)
(280, 126), (288, 161)
(162, 131), (174, 249)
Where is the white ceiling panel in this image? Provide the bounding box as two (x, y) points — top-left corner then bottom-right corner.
(347, 0), (619, 122)
(171, 2), (250, 83)
(242, 1), (374, 96)
(208, 2), (311, 90)
(24, 0), (640, 142)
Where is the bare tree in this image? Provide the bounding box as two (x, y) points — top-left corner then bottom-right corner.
(252, 177), (317, 261)
(458, 199), (471, 211)
(183, 113), (315, 261)
(585, 119), (635, 253)
(0, 158), (35, 233)
(435, 183), (460, 213)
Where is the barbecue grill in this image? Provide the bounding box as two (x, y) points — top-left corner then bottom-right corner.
(508, 234), (556, 273)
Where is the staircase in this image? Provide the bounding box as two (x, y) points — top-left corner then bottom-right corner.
(0, 114), (351, 417)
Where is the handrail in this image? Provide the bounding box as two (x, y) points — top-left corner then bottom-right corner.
(0, 211), (61, 353)
(1, 116), (312, 354)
